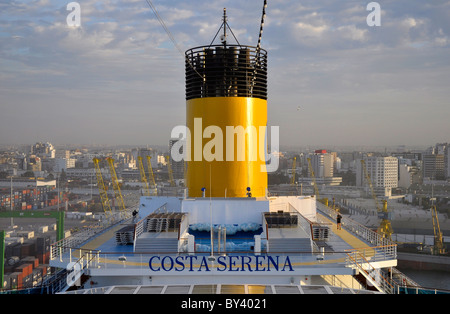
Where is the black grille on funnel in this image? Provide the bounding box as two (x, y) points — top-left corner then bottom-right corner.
(185, 44), (267, 100)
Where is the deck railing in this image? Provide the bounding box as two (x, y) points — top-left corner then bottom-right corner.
(345, 249), (395, 294)
(317, 202), (396, 255)
(50, 205), (137, 261)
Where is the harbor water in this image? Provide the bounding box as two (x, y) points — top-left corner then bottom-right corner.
(398, 268), (450, 291)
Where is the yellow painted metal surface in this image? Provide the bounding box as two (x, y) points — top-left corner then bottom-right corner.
(186, 97), (268, 198)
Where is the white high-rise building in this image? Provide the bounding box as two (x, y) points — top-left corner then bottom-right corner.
(308, 150), (334, 178)
(356, 156), (398, 189)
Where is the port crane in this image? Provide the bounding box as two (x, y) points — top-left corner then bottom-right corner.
(146, 155), (156, 189)
(93, 158), (112, 217)
(137, 156), (151, 196)
(360, 159), (393, 240)
(290, 157), (297, 186)
(431, 204), (446, 255)
(107, 158), (126, 216)
(307, 158), (320, 200)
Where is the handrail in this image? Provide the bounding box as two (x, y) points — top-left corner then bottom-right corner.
(345, 244), (397, 263)
(132, 203), (174, 251)
(133, 212), (150, 242)
(317, 202), (396, 250)
(346, 250), (394, 294)
(50, 205), (137, 261)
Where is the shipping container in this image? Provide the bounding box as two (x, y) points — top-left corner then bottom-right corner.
(12, 244), (22, 258)
(36, 237), (50, 254)
(4, 273), (17, 290)
(35, 265), (47, 277)
(32, 269), (42, 282)
(2, 277), (10, 290)
(8, 272), (22, 289)
(14, 264), (31, 277)
(37, 251), (50, 264)
(4, 265), (15, 273)
(22, 256), (39, 268)
(19, 241), (35, 257)
(22, 274), (33, 288)
(6, 243), (18, 259)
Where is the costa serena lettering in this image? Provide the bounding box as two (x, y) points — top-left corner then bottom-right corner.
(148, 255), (294, 272)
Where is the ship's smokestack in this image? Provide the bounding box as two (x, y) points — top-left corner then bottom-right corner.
(185, 9), (268, 198)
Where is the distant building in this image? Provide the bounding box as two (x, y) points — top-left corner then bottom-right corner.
(446, 146), (450, 179)
(28, 155), (42, 172)
(356, 156), (398, 189)
(53, 158), (76, 173)
(398, 164), (420, 188)
(169, 139), (184, 179)
(308, 150), (334, 178)
(138, 148), (158, 169)
(31, 142), (55, 159)
(55, 150), (70, 159)
(423, 154), (445, 180)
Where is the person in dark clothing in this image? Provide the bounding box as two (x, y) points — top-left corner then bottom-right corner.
(336, 211), (342, 230)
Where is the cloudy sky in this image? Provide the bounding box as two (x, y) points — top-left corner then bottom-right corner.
(1, 0), (449, 149)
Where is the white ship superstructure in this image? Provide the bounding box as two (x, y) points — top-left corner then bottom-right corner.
(51, 193), (401, 294)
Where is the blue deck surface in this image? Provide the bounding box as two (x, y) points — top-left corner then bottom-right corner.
(97, 236), (134, 253)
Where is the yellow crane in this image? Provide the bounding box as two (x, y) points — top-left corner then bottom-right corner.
(146, 155), (156, 189)
(107, 158), (126, 214)
(137, 156), (151, 196)
(307, 158), (320, 200)
(166, 155), (176, 187)
(431, 204), (446, 255)
(307, 158), (329, 206)
(290, 157), (297, 186)
(93, 158), (112, 217)
(360, 159), (393, 240)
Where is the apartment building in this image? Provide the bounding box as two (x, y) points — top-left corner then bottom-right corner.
(356, 156), (399, 189)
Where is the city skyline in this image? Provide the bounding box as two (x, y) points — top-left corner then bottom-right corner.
(1, 1), (449, 147)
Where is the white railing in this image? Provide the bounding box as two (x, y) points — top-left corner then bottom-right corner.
(345, 249), (395, 294)
(51, 205), (137, 261)
(317, 202), (396, 253)
(132, 203), (169, 251)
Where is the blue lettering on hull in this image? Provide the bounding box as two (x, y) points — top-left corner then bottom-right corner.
(149, 256), (294, 272)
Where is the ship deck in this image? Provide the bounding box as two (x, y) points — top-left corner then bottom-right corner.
(49, 199), (398, 294)
(51, 204), (396, 269)
(73, 210), (373, 255)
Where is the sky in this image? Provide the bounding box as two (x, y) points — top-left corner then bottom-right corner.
(0, 0), (449, 149)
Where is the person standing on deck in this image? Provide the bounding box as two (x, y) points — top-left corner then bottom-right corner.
(336, 211), (342, 230)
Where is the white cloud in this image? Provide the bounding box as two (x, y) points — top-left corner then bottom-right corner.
(336, 25), (368, 42)
(295, 22), (328, 37)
